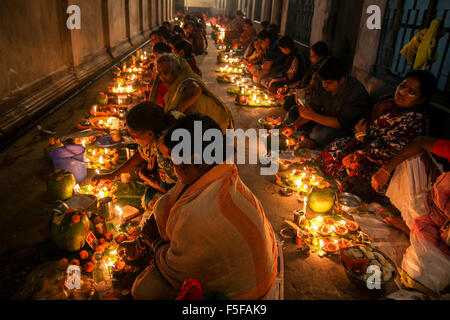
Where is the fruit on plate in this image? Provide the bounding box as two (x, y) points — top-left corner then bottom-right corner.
(323, 241), (340, 253)
(51, 210), (91, 252)
(47, 169), (76, 201)
(308, 187), (336, 213)
(96, 92), (109, 106)
(334, 223), (349, 236)
(345, 220), (359, 232)
(318, 225), (332, 236)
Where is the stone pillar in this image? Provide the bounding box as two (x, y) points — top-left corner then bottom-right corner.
(142, 0), (151, 37)
(261, 0), (271, 22)
(270, 0), (282, 25)
(106, 0), (132, 57)
(352, 0), (390, 95)
(250, 0), (256, 20)
(151, 0), (158, 28)
(279, 0), (289, 35)
(128, 0), (145, 45)
(69, 0), (112, 81)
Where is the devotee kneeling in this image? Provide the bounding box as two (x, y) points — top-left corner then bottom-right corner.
(119, 115), (278, 300)
(281, 57), (370, 148)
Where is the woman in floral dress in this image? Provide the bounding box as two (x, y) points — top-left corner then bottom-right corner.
(321, 70), (437, 190)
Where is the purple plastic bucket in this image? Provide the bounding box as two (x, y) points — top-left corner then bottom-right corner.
(50, 145), (87, 183)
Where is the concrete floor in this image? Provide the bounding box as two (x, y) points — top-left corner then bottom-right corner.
(0, 38), (399, 299)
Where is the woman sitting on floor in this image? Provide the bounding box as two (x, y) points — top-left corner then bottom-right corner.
(92, 102), (178, 211)
(260, 36), (308, 94)
(120, 115), (278, 300)
(148, 42), (173, 107)
(174, 40), (202, 77)
(156, 53), (234, 132)
(321, 70), (437, 196)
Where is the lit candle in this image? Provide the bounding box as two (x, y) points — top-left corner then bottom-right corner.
(319, 240), (324, 248)
(115, 206), (123, 223)
(93, 105), (97, 115)
(73, 184), (81, 194)
(104, 148), (108, 155)
(99, 156), (103, 164)
(98, 191), (105, 198)
(92, 150), (96, 156)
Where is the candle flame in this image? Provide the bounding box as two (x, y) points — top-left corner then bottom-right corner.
(115, 206), (122, 216)
(74, 184), (81, 194)
(340, 220), (346, 225)
(320, 240), (324, 248)
(110, 250), (117, 255)
(317, 216), (323, 223)
(98, 191), (105, 198)
(312, 224), (318, 231)
(99, 156), (103, 164)
(95, 169), (100, 175)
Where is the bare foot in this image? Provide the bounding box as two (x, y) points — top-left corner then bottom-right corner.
(384, 217), (410, 235)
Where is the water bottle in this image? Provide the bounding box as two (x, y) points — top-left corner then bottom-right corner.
(92, 252), (115, 300)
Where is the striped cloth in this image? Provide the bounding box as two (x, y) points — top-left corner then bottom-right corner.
(152, 164), (278, 299)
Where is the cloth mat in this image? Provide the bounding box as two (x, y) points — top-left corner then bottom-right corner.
(351, 212), (411, 289)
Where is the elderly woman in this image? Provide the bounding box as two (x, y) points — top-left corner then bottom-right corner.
(156, 53), (234, 132)
(321, 70), (437, 192)
(121, 115), (278, 300)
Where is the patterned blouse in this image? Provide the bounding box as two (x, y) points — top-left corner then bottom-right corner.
(321, 99), (429, 183)
(138, 136), (177, 186)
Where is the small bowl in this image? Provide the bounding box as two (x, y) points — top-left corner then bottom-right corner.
(279, 188), (294, 197)
(337, 192), (362, 213)
(278, 160), (292, 171)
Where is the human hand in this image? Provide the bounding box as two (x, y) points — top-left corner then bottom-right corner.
(118, 240), (141, 261)
(138, 169), (159, 188)
(371, 167), (391, 192)
(298, 105), (316, 120)
(355, 118), (368, 134)
(141, 215), (162, 246)
(91, 173), (116, 187)
(277, 86), (289, 96)
(282, 125), (296, 137)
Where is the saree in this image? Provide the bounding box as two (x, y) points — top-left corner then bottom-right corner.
(133, 164), (278, 299)
(162, 56), (235, 132)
